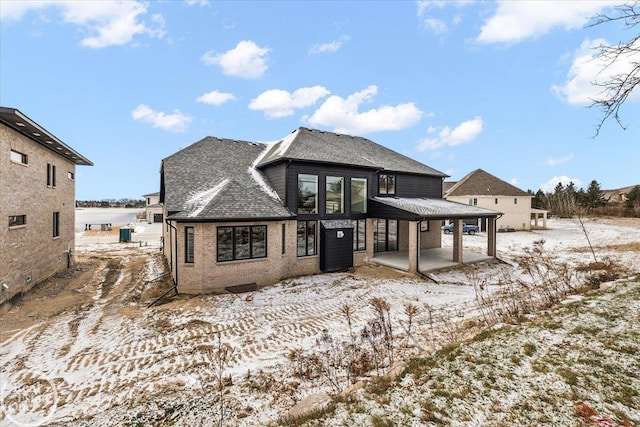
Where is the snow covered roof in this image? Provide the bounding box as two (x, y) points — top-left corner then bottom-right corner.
(161, 137), (294, 221)
(259, 127), (447, 177)
(371, 197), (501, 219)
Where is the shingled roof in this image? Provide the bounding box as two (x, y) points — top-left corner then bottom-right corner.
(161, 137), (294, 221)
(445, 169), (530, 197)
(258, 127), (447, 177)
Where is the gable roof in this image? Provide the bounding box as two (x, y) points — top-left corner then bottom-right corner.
(258, 127), (447, 177)
(161, 137), (294, 221)
(0, 107), (93, 166)
(444, 169), (530, 197)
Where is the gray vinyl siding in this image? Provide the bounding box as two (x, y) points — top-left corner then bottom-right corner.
(262, 162), (287, 202)
(394, 173), (443, 198)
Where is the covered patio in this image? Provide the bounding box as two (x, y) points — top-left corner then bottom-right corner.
(372, 247), (494, 272)
(369, 197), (501, 273)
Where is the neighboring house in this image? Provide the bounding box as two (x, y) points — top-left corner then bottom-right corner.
(444, 169), (534, 231)
(0, 107), (92, 304)
(602, 185), (637, 203)
(143, 191), (163, 223)
(160, 127), (501, 294)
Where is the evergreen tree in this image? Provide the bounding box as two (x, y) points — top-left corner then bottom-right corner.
(584, 180), (605, 210)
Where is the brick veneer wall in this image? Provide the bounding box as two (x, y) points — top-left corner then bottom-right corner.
(1, 125), (76, 304)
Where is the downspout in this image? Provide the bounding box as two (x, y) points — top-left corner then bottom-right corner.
(167, 220), (178, 288)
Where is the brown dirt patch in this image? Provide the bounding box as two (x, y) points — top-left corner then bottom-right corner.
(352, 264), (414, 280)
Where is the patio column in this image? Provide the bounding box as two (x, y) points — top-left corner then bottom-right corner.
(543, 211), (547, 228)
(452, 218), (463, 263)
(533, 212), (539, 228)
(408, 221), (419, 273)
(488, 217), (497, 257)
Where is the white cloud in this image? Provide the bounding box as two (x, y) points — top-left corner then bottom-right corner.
(249, 86), (330, 118)
(551, 38), (640, 106)
(416, 0), (472, 34)
(417, 116), (483, 151)
(196, 90), (236, 106)
(476, 1), (612, 45)
(309, 35), (350, 55)
(540, 176), (583, 193)
(510, 178), (519, 186)
(185, 0), (210, 5)
(201, 40), (270, 79)
(304, 85), (424, 134)
(424, 18), (448, 34)
(1, 1), (165, 48)
(131, 104), (192, 132)
(545, 153), (574, 166)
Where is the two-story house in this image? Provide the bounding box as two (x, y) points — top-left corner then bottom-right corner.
(160, 128), (500, 293)
(1, 107), (92, 304)
(444, 169), (533, 231)
(143, 191), (163, 223)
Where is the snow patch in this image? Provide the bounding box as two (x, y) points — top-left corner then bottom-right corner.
(185, 179), (229, 217)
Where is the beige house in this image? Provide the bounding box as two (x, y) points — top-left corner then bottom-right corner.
(445, 169), (533, 231)
(143, 191), (163, 223)
(0, 107), (92, 304)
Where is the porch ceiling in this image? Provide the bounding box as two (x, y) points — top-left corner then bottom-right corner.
(370, 197), (501, 220)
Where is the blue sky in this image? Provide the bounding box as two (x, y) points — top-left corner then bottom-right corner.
(1, 0), (638, 200)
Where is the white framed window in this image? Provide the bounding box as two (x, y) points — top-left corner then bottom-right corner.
(10, 149), (28, 165)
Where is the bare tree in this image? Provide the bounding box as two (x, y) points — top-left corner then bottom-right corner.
(587, 2), (640, 135)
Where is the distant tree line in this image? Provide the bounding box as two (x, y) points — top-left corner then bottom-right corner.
(529, 180), (640, 218)
(76, 198), (145, 208)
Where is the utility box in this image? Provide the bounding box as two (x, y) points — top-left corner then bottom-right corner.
(119, 227), (132, 242)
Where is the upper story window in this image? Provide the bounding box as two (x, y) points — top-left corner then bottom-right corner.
(47, 164), (57, 187)
(147, 197), (151, 205)
(514, 198), (518, 205)
(495, 198), (498, 204)
(9, 215), (26, 227)
(326, 176), (344, 214)
(378, 174), (395, 195)
(10, 149), (28, 165)
(351, 178), (367, 213)
(469, 197), (478, 206)
(298, 174), (318, 214)
(68, 171), (75, 181)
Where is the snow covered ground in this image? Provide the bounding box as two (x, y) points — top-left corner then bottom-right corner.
(0, 217), (638, 426)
